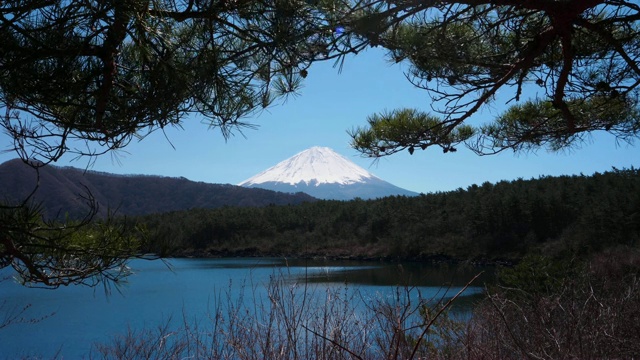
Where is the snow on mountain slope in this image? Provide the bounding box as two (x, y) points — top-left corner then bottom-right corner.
(239, 146), (378, 187)
(239, 147), (419, 200)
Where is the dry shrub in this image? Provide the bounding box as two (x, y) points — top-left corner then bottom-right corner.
(461, 249), (640, 360)
(92, 269), (478, 360)
(91, 251), (640, 360)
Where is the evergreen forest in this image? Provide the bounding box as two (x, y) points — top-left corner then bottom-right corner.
(137, 168), (640, 263)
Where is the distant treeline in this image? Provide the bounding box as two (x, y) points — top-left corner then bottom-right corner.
(137, 168), (640, 262)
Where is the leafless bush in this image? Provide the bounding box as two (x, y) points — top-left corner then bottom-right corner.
(91, 252), (640, 360)
(0, 276), (56, 330)
(461, 251), (640, 360)
(92, 270), (478, 360)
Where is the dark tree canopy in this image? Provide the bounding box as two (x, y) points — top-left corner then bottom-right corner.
(347, 0), (640, 156)
(5, 0), (638, 163)
(0, 0), (362, 164)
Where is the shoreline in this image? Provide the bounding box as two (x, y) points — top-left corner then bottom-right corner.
(168, 247), (515, 267)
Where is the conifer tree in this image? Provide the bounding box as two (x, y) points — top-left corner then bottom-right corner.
(347, 1), (640, 156)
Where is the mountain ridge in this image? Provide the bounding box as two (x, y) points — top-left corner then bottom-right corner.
(0, 158), (316, 220)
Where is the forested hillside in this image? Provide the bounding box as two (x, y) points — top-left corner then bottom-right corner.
(0, 159), (316, 219)
(139, 168), (640, 261)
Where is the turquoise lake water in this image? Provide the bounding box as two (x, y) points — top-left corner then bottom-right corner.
(0, 258), (489, 358)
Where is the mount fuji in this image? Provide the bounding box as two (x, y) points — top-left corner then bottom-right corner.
(238, 146), (419, 200)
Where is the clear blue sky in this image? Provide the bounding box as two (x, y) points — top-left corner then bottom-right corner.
(1, 48), (638, 194)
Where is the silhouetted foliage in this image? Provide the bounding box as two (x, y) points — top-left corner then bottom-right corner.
(348, 1), (640, 156)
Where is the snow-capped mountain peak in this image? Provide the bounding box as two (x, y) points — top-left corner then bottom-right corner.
(238, 146), (418, 200)
(238, 146), (377, 187)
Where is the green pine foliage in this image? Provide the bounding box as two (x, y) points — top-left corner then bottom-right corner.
(347, 1), (640, 156)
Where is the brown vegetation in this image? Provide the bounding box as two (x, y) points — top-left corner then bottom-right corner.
(461, 249), (640, 359)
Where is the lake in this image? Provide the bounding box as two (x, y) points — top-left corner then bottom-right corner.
(0, 257), (490, 359)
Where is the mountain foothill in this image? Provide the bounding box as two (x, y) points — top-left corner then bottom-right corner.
(0, 158), (315, 220)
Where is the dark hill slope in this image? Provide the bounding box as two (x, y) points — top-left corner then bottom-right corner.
(136, 168), (640, 260)
(0, 159), (315, 219)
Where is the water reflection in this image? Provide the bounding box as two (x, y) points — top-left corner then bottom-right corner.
(165, 257), (493, 288)
(275, 258), (491, 287)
